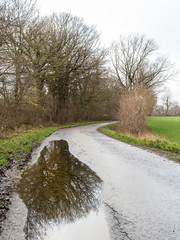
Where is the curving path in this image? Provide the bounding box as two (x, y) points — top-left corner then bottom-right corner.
(2, 123), (180, 240)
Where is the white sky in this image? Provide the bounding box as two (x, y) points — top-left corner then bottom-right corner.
(37, 0), (180, 103)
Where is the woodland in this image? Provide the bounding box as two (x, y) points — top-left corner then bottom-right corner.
(0, 0), (173, 136)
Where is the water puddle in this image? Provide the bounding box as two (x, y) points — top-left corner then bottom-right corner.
(17, 140), (110, 239)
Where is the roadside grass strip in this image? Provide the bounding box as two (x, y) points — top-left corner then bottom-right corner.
(98, 123), (180, 154)
(0, 122), (101, 166)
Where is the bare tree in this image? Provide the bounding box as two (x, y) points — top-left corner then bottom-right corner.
(163, 95), (172, 115)
(0, 0), (116, 132)
(110, 34), (174, 134)
(43, 13), (107, 122)
(162, 90), (174, 116)
(110, 34), (173, 91)
(0, 0), (38, 103)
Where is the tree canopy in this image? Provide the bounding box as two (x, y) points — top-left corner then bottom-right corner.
(110, 34), (173, 91)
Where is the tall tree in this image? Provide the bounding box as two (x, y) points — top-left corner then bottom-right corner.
(0, 0), (38, 103)
(0, 0), (115, 131)
(110, 34), (172, 134)
(110, 34), (172, 91)
(44, 13), (106, 122)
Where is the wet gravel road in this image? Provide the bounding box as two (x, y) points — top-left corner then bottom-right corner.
(2, 123), (180, 240)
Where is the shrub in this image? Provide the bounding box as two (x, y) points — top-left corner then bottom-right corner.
(118, 86), (156, 134)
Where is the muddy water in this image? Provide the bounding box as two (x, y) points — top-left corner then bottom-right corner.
(17, 140), (110, 240)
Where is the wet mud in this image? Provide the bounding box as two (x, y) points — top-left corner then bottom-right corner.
(0, 149), (33, 234)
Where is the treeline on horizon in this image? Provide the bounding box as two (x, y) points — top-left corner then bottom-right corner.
(0, 0), (120, 136)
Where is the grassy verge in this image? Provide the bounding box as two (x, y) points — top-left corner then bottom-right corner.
(0, 122), (100, 167)
(98, 122), (180, 161)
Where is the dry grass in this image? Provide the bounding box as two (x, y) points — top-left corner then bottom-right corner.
(136, 131), (165, 141)
(116, 127), (165, 142)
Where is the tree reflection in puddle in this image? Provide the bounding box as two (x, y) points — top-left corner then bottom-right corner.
(17, 140), (104, 239)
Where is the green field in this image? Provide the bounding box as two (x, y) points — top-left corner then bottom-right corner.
(99, 117), (180, 160)
(146, 116), (180, 147)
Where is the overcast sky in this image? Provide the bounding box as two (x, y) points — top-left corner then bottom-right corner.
(37, 0), (180, 103)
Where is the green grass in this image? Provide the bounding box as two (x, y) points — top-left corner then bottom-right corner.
(146, 116), (180, 147)
(0, 122), (100, 166)
(2, 117), (180, 166)
(99, 118), (180, 155)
